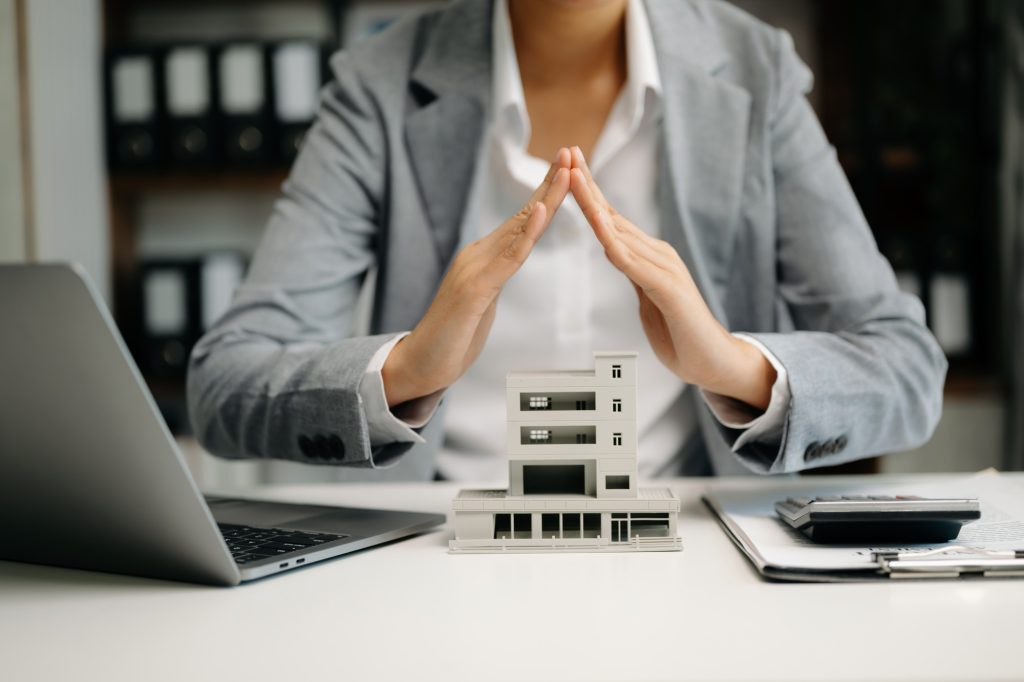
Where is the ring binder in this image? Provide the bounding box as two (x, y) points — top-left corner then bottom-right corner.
(106, 48), (164, 169)
(219, 43), (272, 167)
(165, 46), (218, 167)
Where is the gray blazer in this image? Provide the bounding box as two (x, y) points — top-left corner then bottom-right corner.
(187, 0), (947, 478)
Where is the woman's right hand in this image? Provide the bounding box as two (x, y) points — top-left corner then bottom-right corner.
(381, 148), (571, 407)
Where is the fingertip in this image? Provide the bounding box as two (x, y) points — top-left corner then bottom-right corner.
(557, 147), (571, 168)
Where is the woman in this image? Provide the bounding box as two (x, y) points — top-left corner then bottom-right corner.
(188, 0), (947, 479)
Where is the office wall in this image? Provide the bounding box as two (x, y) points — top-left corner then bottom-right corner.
(0, 0), (27, 262)
(22, 0), (110, 302)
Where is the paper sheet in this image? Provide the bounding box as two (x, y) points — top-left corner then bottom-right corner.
(705, 472), (1024, 572)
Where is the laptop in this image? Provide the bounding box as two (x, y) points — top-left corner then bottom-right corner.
(0, 263), (444, 585)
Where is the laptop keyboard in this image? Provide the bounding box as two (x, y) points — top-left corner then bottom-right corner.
(218, 523), (347, 565)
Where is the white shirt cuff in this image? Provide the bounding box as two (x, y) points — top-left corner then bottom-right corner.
(358, 332), (444, 446)
(700, 333), (791, 452)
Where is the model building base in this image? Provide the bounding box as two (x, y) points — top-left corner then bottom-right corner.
(449, 487), (682, 554)
(450, 351), (683, 555)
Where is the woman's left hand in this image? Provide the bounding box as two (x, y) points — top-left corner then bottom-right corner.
(568, 147), (776, 411)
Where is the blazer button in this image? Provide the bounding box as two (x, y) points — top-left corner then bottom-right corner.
(298, 436), (315, 457)
(803, 442), (821, 462)
(328, 434), (345, 459)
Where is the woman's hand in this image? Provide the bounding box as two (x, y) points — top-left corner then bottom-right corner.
(568, 147), (775, 410)
(381, 148), (572, 407)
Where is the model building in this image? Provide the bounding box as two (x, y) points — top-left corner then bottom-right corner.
(449, 351), (682, 553)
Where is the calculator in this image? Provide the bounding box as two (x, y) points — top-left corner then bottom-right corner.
(774, 495), (981, 544)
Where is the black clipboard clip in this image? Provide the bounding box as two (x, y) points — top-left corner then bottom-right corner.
(874, 546), (1024, 578)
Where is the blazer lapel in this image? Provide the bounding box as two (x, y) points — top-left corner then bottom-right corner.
(406, 97), (485, 268)
(405, 0), (493, 269)
(646, 0), (753, 325)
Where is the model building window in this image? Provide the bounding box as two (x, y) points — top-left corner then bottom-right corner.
(521, 392), (595, 411)
(523, 464), (585, 495)
(612, 364), (622, 379)
(606, 475), (629, 490)
(562, 513), (582, 538)
(528, 396), (551, 410)
(629, 513), (670, 538)
(582, 513), (601, 538)
(612, 433), (622, 446)
(541, 513), (560, 537)
(612, 399), (622, 413)
(528, 429), (552, 442)
(521, 425), (595, 444)
(493, 513), (511, 539)
(513, 513), (532, 539)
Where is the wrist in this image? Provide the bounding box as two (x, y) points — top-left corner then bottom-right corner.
(728, 335), (775, 411)
(381, 336), (432, 408)
(698, 335), (775, 411)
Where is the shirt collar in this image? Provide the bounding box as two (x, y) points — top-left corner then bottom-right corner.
(492, 0), (663, 151)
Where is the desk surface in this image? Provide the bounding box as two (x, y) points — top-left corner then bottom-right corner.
(2, 474), (1020, 682)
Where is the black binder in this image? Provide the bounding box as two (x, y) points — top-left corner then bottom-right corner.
(105, 47), (164, 169)
(218, 43), (273, 167)
(164, 45), (219, 167)
(929, 234), (972, 358)
(138, 259), (202, 380)
(269, 40), (325, 163)
(137, 254), (246, 380)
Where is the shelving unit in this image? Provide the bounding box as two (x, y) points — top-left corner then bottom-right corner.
(100, 0), (350, 431)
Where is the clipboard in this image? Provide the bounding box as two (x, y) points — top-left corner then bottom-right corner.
(702, 472), (1024, 582)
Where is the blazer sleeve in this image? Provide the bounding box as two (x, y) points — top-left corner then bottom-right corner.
(723, 30), (948, 474)
(187, 51), (418, 468)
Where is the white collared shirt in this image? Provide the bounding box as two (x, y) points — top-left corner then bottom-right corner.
(358, 0), (791, 481)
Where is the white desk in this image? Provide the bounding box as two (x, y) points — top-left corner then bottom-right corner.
(1, 475), (1020, 682)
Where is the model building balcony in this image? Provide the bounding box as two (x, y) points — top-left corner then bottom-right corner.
(506, 422), (635, 456)
(521, 391), (595, 411)
(506, 388), (635, 421)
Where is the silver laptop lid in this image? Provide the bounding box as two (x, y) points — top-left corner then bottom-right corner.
(0, 263), (240, 585)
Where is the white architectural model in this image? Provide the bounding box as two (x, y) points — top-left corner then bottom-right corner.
(450, 351), (682, 553)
